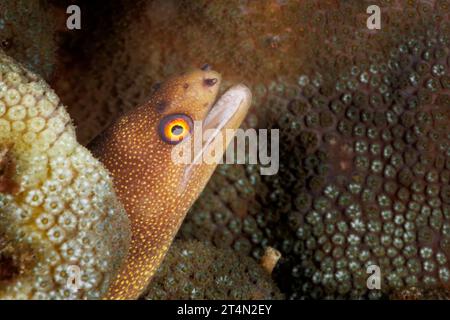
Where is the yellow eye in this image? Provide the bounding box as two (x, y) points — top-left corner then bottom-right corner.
(158, 114), (193, 144)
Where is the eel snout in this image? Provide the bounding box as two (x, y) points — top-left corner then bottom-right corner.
(175, 84), (252, 189)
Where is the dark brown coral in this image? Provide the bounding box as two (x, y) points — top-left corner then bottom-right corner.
(53, 0), (450, 299)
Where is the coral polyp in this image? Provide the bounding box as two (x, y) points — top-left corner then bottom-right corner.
(0, 50), (130, 299)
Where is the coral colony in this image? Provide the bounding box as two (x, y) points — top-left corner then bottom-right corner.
(0, 51), (130, 299)
(0, 0), (450, 300)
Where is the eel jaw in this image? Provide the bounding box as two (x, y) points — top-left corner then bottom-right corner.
(202, 84), (252, 144)
(200, 83), (252, 158)
(176, 84), (252, 188)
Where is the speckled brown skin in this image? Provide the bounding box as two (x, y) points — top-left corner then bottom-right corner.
(90, 68), (250, 299)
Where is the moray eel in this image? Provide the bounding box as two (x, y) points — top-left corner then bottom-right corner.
(89, 67), (252, 299)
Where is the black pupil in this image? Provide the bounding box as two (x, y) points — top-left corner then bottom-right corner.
(171, 125), (184, 135)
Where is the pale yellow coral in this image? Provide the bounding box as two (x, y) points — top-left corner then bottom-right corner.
(0, 50), (130, 299)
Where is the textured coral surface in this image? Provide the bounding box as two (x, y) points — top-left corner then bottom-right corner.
(0, 0), (57, 80)
(142, 240), (283, 300)
(391, 286), (450, 300)
(0, 50), (130, 299)
(181, 0), (450, 299)
(54, 0), (450, 299)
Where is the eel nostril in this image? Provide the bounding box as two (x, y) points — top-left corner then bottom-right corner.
(204, 78), (218, 87)
(201, 64), (211, 71)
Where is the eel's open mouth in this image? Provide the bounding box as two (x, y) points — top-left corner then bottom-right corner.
(174, 84), (252, 188)
(201, 84), (252, 153)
